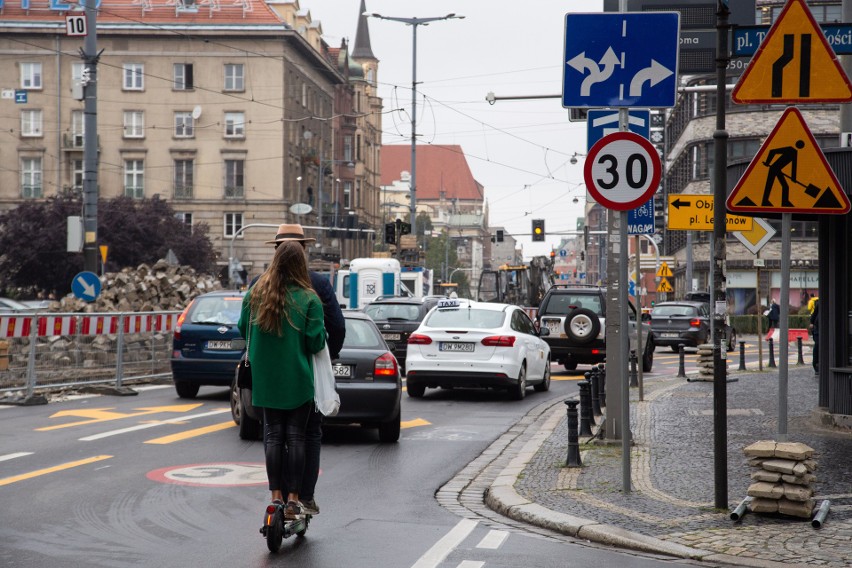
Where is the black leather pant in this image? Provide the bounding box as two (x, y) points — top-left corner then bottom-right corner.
(263, 402), (312, 494)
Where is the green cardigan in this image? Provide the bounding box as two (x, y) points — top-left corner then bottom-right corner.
(238, 286), (326, 410)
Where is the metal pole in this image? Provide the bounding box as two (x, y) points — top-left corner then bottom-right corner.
(778, 213), (791, 442)
(635, 234), (644, 400)
(82, 2), (100, 273)
(712, 0), (730, 510)
(410, 23), (418, 247)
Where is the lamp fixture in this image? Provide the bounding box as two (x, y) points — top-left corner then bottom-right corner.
(569, 152), (586, 165)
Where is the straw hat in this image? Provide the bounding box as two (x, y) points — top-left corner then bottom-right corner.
(264, 223), (316, 244)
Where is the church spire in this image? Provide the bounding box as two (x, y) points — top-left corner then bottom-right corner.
(352, 0), (376, 60)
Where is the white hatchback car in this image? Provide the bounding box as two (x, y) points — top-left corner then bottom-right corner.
(405, 299), (551, 400)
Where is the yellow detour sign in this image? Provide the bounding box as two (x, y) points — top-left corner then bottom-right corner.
(666, 194), (753, 231)
(732, 0), (852, 104)
(727, 107), (850, 215)
(656, 262), (673, 278)
(99, 245), (108, 264)
(657, 277), (673, 293)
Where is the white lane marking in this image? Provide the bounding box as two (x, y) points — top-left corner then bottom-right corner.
(476, 529), (508, 550)
(457, 562), (485, 568)
(411, 518), (477, 568)
(78, 409), (231, 441)
(134, 385), (172, 392)
(0, 452), (33, 462)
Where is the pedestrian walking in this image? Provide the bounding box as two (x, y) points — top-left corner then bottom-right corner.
(809, 298), (820, 374)
(239, 240), (327, 520)
(765, 299), (780, 341)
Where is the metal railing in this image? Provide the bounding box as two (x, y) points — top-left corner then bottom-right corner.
(0, 310), (180, 399)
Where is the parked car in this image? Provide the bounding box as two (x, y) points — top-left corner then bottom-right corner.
(536, 285), (654, 372)
(650, 301), (737, 352)
(405, 299), (551, 400)
(362, 295), (441, 371)
(231, 310), (402, 443)
(170, 290), (246, 398)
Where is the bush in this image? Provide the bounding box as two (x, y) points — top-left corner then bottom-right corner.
(730, 315), (811, 334)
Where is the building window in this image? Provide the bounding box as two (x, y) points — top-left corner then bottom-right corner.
(224, 159), (245, 198)
(124, 159), (144, 199)
(71, 110), (84, 147)
(173, 63), (194, 90)
(224, 112), (245, 138)
(21, 110), (43, 137)
(175, 212), (193, 231)
(20, 63), (42, 89)
(72, 159), (84, 192)
(174, 159), (194, 199)
(224, 64), (244, 91)
(343, 181), (352, 209)
(123, 110), (145, 138)
(123, 63), (144, 90)
(174, 112), (194, 138)
(356, 134), (362, 160)
(21, 157), (42, 198)
(344, 135), (353, 161)
(224, 212), (244, 238)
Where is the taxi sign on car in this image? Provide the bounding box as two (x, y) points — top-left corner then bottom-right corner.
(437, 298), (460, 309)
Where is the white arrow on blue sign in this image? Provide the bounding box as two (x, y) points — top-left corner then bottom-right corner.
(562, 12), (680, 108)
(71, 271), (102, 302)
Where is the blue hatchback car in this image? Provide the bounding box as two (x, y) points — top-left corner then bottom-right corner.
(170, 290), (246, 398)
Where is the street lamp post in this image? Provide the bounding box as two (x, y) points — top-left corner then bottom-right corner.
(366, 11), (464, 248)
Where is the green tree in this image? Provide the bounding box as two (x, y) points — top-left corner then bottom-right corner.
(0, 195), (217, 297)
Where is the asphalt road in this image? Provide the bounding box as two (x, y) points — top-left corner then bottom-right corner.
(1, 372), (707, 568)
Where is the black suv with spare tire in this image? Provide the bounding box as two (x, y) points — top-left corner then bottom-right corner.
(536, 285), (653, 372)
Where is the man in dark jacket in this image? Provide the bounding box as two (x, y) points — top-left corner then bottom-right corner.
(255, 223), (346, 516)
(810, 299), (819, 374)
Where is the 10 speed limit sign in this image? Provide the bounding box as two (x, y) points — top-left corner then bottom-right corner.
(584, 131), (661, 211)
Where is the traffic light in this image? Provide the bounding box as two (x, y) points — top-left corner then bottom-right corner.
(384, 222), (396, 245)
(399, 221), (412, 235)
(532, 219), (545, 242)
(496, 229), (504, 243)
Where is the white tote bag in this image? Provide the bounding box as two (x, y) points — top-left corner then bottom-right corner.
(313, 345), (340, 417)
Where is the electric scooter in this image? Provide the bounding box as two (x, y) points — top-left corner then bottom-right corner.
(260, 502), (310, 553)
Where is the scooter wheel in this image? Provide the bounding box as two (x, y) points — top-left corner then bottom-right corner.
(265, 506), (284, 553)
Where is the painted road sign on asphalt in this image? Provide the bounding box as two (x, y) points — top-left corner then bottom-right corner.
(733, 217), (777, 255)
(563, 12), (680, 108)
(71, 271), (102, 302)
(732, 0), (852, 104)
(727, 107), (851, 215)
(667, 194), (753, 231)
(584, 132), (661, 211)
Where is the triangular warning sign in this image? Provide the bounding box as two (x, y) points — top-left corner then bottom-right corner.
(727, 107), (850, 216)
(656, 262), (673, 278)
(732, 0), (852, 104)
(657, 278), (673, 293)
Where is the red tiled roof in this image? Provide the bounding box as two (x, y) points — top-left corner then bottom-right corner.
(381, 144), (483, 202)
(0, 0), (287, 27)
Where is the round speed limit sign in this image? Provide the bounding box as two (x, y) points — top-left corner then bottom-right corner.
(584, 131), (661, 211)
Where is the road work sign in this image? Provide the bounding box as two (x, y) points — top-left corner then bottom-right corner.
(666, 195), (753, 231)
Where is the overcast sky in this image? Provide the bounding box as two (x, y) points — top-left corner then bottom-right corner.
(303, 0), (605, 258)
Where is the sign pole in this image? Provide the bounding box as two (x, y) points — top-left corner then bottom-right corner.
(778, 213), (792, 442)
(635, 234), (644, 401)
(618, 108), (631, 495)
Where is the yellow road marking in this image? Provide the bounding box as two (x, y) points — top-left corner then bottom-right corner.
(402, 418), (431, 429)
(0, 455), (112, 487)
(552, 375), (585, 381)
(38, 404), (203, 431)
(144, 421), (235, 445)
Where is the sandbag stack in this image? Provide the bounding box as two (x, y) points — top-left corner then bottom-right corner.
(744, 440), (817, 518)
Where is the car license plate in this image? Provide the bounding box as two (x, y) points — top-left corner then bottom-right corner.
(440, 342), (474, 352)
(382, 333), (401, 341)
(332, 364), (352, 377)
(206, 340), (232, 350)
(545, 321), (561, 335)
(661, 333), (679, 338)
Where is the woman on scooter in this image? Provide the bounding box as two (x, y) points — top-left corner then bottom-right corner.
(239, 240), (326, 520)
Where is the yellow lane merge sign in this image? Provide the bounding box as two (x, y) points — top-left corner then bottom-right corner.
(667, 194), (754, 231)
(656, 262), (673, 278)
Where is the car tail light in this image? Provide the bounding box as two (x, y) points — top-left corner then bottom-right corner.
(591, 348), (601, 355)
(174, 300), (194, 341)
(689, 318), (701, 328)
(481, 335), (516, 347)
(374, 352), (398, 376)
(408, 334), (432, 345)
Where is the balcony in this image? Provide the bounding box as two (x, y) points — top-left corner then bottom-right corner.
(224, 185), (244, 199)
(62, 133), (99, 151)
(174, 185), (193, 199)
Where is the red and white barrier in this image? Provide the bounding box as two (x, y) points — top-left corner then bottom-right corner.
(0, 316), (32, 338)
(0, 312), (179, 338)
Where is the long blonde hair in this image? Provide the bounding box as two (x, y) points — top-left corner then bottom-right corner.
(250, 240), (315, 334)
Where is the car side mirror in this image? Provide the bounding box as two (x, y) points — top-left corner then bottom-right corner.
(642, 313), (651, 322)
(538, 326), (550, 337)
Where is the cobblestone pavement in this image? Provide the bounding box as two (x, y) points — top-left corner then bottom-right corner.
(490, 356), (852, 567)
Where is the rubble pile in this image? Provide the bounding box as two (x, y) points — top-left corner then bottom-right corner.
(54, 260), (223, 313)
(744, 440), (817, 518)
(695, 344), (714, 380)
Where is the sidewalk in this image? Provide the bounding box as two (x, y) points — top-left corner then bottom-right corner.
(485, 345), (852, 567)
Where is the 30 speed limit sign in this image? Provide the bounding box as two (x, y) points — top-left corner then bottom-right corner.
(584, 131), (661, 211)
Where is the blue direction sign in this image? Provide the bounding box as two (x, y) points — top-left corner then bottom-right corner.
(587, 109), (650, 150)
(14, 90), (27, 104)
(563, 12), (680, 108)
(71, 271), (102, 302)
(734, 24), (852, 57)
(627, 198), (655, 236)
(559, 249), (568, 257)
